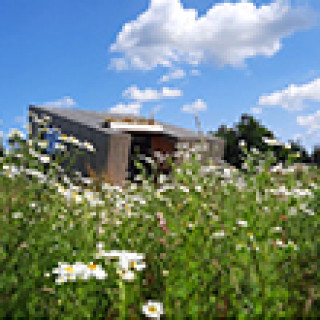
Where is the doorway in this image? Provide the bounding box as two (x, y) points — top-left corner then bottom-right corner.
(127, 134), (152, 181)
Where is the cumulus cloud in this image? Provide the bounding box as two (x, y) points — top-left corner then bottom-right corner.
(162, 87), (182, 97)
(41, 96), (77, 108)
(296, 110), (320, 135)
(123, 86), (162, 101)
(159, 69), (186, 82)
(182, 99), (207, 114)
(110, 0), (314, 71)
(259, 78), (320, 111)
(122, 85), (182, 101)
(109, 103), (141, 115)
(109, 57), (129, 71)
(251, 107), (262, 114)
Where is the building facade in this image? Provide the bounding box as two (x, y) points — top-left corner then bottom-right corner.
(29, 105), (225, 186)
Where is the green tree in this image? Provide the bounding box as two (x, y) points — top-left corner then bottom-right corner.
(286, 140), (312, 164)
(209, 113), (312, 170)
(209, 113), (276, 170)
(213, 124), (241, 168)
(311, 144), (320, 168)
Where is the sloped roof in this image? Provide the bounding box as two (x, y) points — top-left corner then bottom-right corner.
(29, 105), (222, 141)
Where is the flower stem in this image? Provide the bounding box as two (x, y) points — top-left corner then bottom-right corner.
(119, 279), (126, 319)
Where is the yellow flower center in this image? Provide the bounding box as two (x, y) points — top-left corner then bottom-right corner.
(130, 261), (137, 269)
(65, 267), (74, 273)
(87, 264), (97, 270)
(148, 305), (158, 314)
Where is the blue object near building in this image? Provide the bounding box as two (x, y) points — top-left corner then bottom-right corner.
(45, 128), (61, 154)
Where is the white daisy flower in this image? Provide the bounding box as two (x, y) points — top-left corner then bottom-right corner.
(37, 140), (49, 149)
(237, 220), (248, 227)
(52, 262), (107, 283)
(54, 142), (66, 151)
(12, 212), (23, 219)
(99, 250), (146, 281)
(275, 239), (286, 248)
(117, 269), (136, 282)
(262, 137), (281, 146)
(119, 254), (146, 272)
(142, 301), (164, 319)
(212, 230), (225, 238)
(271, 226), (282, 232)
(39, 155), (51, 164)
(180, 186), (189, 193)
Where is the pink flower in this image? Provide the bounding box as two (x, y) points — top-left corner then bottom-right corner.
(156, 211), (169, 235)
(159, 219), (166, 227)
(156, 212), (164, 220)
(162, 226), (168, 234)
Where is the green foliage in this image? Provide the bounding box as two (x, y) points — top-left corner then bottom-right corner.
(210, 113), (313, 170)
(0, 120), (320, 318)
(311, 145), (320, 168)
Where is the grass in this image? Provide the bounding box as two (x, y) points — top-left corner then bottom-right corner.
(0, 113), (319, 318)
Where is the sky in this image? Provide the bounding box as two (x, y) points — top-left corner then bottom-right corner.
(1, 0), (320, 153)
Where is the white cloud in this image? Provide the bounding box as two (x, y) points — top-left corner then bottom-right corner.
(122, 85), (182, 101)
(259, 78), (320, 111)
(109, 103), (141, 115)
(110, 0), (314, 70)
(123, 86), (162, 101)
(190, 69), (200, 76)
(159, 69), (186, 82)
(182, 99), (207, 114)
(109, 57), (129, 71)
(251, 107), (262, 114)
(293, 133), (303, 141)
(161, 87), (182, 97)
(296, 109), (320, 135)
(41, 96), (77, 108)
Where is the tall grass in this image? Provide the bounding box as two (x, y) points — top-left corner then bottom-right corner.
(0, 113), (319, 318)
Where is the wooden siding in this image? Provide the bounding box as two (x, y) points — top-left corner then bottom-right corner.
(106, 134), (131, 186)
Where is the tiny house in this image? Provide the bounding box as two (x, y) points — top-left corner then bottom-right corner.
(29, 105), (225, 186)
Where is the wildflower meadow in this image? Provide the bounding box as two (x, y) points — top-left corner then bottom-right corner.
(0, 112), (319, 318)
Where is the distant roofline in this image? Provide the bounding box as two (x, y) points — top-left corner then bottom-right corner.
(28, 105), (224, 142)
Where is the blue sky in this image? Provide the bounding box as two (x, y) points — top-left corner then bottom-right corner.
(1, 0), (320, 153)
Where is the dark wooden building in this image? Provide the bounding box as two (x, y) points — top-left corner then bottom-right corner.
(29, 105), (225, 186)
